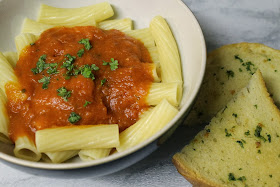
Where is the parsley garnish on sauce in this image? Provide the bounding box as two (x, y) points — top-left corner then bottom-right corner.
(31, 54), (47, 74)
(68, 112), (81, 124)
(57, 87), (72, 101)
(78, 38), (92, 50)
(101, 78), (107, 85)
(83, 100), (92, 107)
(77, 49), (85, 57)
(46, 63), (59, 75)
(80, 65), (95, 80)
(103, 58), (119, 70)
(61, 54), (76, 71)
(38, 76), (51, 89)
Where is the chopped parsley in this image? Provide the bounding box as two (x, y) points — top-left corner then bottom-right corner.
(31, 54), (47, 74)
(254, 125), (267, 142)
(257, 150), (261, 154)
(228, 173), (236, 181)
(244, 130), (250, 136)
(226, 70), (234, 79)
(57, 87), (72, 101)
(237, 176), (246, 182)
(30, 43), (35, 46)
(234, 55), (243, 62)
(269, 175), (272, 178)
(78, 38), (92, 50)
(61, 54), (76, 71)
(254, 104), (258, 109)
(225, 128), (232, 137)
(101, 78), (107, 85)
(275, 70), (278, 72)
(232, 113), (237, 118)
(68, 112), (81, 124)
(267, 134), (271, 143)
(38, 76), (51, 89)
(91, 64), (100, 71)
(77, 49), (85, 57)
(46, 63), (59, 75)
(206, 129), (211, 133)
(239, 68), (243, 72)
(236, 140), (244, 148)
(80, 65), (95, 80)
(83, 100), (92, 107)
(103, 58), (119, 70)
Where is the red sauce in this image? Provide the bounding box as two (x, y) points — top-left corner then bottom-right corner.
(6, 26), (154, 142)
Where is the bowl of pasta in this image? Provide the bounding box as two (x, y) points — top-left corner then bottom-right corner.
(0, 0), (206, 176)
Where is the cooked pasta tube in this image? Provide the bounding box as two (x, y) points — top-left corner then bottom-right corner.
(147, 46), (160, 64)
(125, 28), (155, 48)
(79, 148), (111, 161)
(36, 124), (119, 152)
(150, 16), (182, 83)
(15, 33), (39, 55)
(98, 18), (133, 32)
(147, 82), (181, 106)
(14, 136), (42, 161)
(38, 2), (114, 26)
(0, 52), (18, 97)
(21, 18), (55, 34)
(42, 150), (79, 163)
(117, 99), (178, 152)
(3, 51), (18, 68)
(0, 89), (12, 144)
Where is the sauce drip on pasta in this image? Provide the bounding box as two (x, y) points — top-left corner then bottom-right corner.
(6, 26), (154, 142)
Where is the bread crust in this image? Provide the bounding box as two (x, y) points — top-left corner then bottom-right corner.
(172, 153), (221, 187)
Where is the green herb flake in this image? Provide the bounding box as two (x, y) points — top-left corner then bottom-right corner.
(225, 128), (232, 137)
(239, 168), (242, 170)
(254, 104), (258, 109)
(228, 173), (236, 181)
(57, 87), (72, 101)
(77, 48), (85, 57)
(239, 68), (243, 72)
(254, 125), (267, 142)
(101, 78), (107, 86)
(237, 176), (246, 182)
(30, 43), (35, 46)
(83, 100), (92, 107)
(38, 76), (51, 89)
(232, 113), (238, 118)
(234, 55), (243, 62)
(103, 58), (119, 70)
(68, 112), (81, 124)
(244, 130), (250, 136)
(269, 175), (272, 178)
(78, 38), (92, 50)
(206, 129), (211, 133)
(80, 65), (95, 80)
(275, 70), (278, 72)
(226, 70), (234, 79)
(268, 58), (271, 61)
(258, 150), (261, 154)
(31, 54), (47, 74)
(91, 64), (100, 71)
(236, 140), (244, 148)
(46, 63), (59, 75)
(267, 134), (271, 143)
(61, 54), (76, 71)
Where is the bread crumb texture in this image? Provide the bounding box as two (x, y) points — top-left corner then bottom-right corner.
(173, 70), (280, 186)
(186, 43), (280, 126)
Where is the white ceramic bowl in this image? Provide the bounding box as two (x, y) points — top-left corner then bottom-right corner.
(0, 0), (206, 176)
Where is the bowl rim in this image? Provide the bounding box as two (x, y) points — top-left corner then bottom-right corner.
(0, 0), (207, 170)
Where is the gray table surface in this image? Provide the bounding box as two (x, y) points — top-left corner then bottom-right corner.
(1, 0), (280, 186)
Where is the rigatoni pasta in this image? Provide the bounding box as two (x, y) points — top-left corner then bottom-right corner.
(0, 2), (182, 164)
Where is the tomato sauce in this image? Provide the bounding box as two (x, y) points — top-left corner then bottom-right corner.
(6, 26), (154, 142)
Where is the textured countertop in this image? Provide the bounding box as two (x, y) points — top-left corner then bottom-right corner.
(1, 0), (280, 186)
